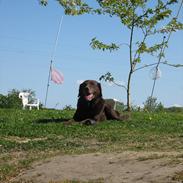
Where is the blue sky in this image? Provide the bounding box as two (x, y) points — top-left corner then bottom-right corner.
(0, 0), (183, 109)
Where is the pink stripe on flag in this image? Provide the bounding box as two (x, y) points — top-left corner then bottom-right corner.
(51, 67), (64, 84)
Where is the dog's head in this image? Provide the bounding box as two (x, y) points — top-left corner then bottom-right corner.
(78, 80), (102, 101)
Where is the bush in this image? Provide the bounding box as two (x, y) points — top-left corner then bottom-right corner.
(166, 107), (183, 113)
(143, 96), (164, 112)
(0, 89), (22, 109)
(0, 89), (38, 109)
(0, 94), (8, 108)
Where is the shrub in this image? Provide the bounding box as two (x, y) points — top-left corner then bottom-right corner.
(166, 107), (183, 113)
(0, 89), (22, 109)
(0, 89), (39, 109)
(143, 96), (164, 112)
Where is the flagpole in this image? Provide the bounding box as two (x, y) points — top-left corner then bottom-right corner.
(44, 16), (64, 107)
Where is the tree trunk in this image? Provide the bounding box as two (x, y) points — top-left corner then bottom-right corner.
(126, 69), (133, 111)
(127, 8), (135, 111)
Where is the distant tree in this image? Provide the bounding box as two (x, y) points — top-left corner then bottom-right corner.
(143, 96), (164, 112)
(0, 94), (8, 108)
(40, 0), (183, 111)
(6, 89), (22, 109)
(63, 105), (74, 110)
(0, 89), (38, 109)
(166, 106), (183, 112)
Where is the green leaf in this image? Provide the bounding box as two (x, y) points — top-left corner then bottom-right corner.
(99, 72), (114, 82)
(134, 57), (141, 63)
(159, 18), (183, 33)
(90, 38), (120, 52)
(39, 0), (48, 6)
(57, 0), (92, 15)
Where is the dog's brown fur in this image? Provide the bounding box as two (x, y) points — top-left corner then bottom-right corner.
(73, 80), (128, 125)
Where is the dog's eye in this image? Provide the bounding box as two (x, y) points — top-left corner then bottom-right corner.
(81, 83), (86, 87)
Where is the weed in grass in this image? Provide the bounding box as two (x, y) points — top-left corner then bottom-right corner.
(172, 170), (183, 181)
(0, 163), (15, 181)
(18, 159), (34, 169)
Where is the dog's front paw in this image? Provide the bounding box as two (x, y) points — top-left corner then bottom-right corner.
(81, 119), (96, 125)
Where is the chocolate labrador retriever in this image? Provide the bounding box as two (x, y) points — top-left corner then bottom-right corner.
(73, 80), (128, 125)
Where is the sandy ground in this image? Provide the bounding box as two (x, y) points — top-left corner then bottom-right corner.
(13, 151), (183, 183)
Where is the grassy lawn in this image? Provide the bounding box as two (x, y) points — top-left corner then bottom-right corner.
(0, 109), (183, 182)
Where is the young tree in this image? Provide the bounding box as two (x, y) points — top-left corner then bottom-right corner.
(40, 0), (183, 111)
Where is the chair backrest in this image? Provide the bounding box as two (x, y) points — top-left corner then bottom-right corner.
(19, 92), (30, 106)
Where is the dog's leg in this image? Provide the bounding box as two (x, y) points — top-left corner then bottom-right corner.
(63, 119), (76, 125)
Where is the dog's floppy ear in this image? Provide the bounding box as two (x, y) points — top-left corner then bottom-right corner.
(78, 82), (84, 97)
(97, 82), (102, 97)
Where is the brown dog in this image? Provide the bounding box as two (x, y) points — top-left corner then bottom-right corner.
(73, 80), (128, 125)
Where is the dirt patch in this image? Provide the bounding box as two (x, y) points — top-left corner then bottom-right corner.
(12, 152), (183, 183)
(2, 136), (48, 144)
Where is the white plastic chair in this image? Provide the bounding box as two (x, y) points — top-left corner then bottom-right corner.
(19, 92), (40, 110)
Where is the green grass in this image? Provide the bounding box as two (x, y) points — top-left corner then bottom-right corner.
(0, 109), (183, 182)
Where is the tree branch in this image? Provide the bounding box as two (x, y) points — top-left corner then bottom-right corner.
(132, 27), (148, 71)
(134, 62), (164, 72)
(134, 61), (183, 72)
(111, 81), (127, 91)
